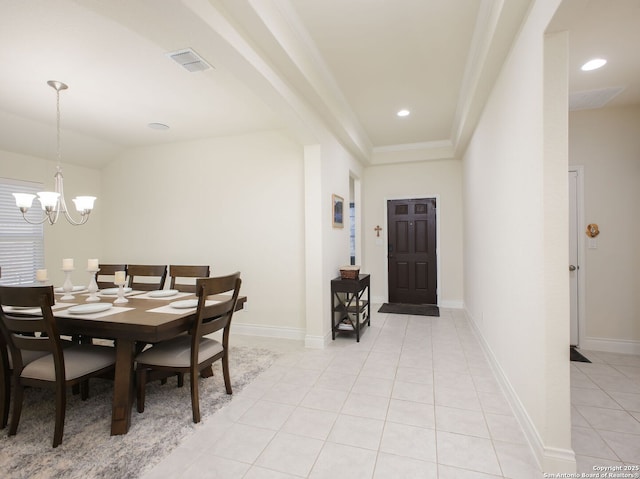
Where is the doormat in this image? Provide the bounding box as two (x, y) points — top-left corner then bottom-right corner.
(378, 303), (440, 317)
(570, 346), (591, 363)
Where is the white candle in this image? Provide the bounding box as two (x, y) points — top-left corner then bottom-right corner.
(36, 269), (48, 281)
(62, 258), (74, 270)
(114, 271), (126, 285)
(88, 258), (99, 270)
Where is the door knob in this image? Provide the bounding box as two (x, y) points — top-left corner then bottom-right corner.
(569, 265), (577, 271)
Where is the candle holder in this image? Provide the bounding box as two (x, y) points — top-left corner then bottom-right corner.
(60, 268), (75, 300)
(113, 283), (128, 304)
(86, 267), (100, 302)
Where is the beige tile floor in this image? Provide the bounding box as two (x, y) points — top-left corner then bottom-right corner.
(571, 349), (640, 473)
(141, 308), (640, 478)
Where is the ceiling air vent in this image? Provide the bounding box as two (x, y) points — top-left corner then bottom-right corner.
(167, 48), (213, 73)
(569, 86), (625, 111)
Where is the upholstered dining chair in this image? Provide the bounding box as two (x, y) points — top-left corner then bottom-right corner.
(0, 285), (116, 447)
(95, 264), (127, 290)
(0, 334), (50, 429)
(127, 264), (167, 291)
(169, 265), (210, 293)
(135, 272), (241, 423)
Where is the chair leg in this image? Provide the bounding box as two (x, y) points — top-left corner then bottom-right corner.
(190, 368), (200, 423)
(53, 384), (66, 448)
(0, 369), (9, 429)
(177, 373), (184, 388)
(222, 353), (232, 395)
(80, 380), (90, 400)
(136, 369), (146, 413)
(8, 382), (23, 437)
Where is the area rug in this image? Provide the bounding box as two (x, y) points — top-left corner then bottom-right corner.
(570, 346), (591, 363)
(378, 303), (440, 317)
(0, 345), (279, 479)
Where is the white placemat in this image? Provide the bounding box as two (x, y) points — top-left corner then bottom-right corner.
(147, 300), (220, 314)
(55, 305), (134, 319)
(3, 302), (76, 315)
(97, 289), (144, 298)
(134, 291), (193, 300)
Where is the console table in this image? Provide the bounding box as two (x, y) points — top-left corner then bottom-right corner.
(331, 274), (370, 342)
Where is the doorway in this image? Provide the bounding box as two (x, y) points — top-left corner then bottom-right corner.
(569, 167), (584, 347)
(387, 198), (437, 304)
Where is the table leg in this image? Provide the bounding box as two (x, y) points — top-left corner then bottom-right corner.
(111, 338), (135, 435)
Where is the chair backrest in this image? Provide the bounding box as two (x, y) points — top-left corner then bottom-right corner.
(127, 264), (167, 291)
(191, 273), (241, 349)
(0, 286), (64, 379)
(96, 264), (127, 289)
(169, 265), (210, 293)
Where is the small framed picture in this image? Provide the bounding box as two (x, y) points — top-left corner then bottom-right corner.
(332, 194), (344, 228)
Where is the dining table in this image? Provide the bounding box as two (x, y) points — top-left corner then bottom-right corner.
(47, 288), (246, 435)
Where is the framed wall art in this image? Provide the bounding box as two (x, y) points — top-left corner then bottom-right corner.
(332, 194), (344, 228)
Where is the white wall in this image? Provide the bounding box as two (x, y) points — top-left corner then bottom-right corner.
(0, 150), (102, 286)
(462, 0), (573, 473)
(100, 130), (307, 335)
(569, 105), (640, 349)
(305, 138), (363, 346)
(362, 159), (463, 307)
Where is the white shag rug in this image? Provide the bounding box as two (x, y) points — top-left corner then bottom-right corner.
(0, 346), (279, 479)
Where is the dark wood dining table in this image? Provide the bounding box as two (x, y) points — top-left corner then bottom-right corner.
(52, 291), (246, 435)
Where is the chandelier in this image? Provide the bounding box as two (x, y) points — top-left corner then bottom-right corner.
(13, 81), (96, 225)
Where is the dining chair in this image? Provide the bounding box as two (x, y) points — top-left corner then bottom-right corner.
(0, 335), (51, 429)
(135, 272), (241, 423)
(127, 264), (167, 291)
(95, 264), (127, 289)
(0, 285), (117, 447)
(169, 265), (210, 293)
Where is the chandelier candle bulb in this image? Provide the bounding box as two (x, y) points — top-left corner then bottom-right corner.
(114, 271), (126, 285)
(62, 258), (74, 270)
(88, 259), (99, 270)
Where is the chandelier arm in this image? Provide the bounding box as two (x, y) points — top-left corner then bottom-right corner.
(19, 210), (51, 225)
(56, 177), (89, 226)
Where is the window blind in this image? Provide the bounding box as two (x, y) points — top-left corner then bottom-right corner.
(0, 178), (45, 285)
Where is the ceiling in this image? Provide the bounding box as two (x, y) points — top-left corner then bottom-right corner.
(0, 0), (637, 169)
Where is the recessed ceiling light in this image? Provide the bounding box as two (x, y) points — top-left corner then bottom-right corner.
(581, 58), (607, 71)
(148, 122), (169, 130)
(397, 109), (410, 117)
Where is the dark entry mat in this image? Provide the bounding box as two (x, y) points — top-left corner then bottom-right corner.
(378, 303), (440, 317)
(570, 346), (591, 363)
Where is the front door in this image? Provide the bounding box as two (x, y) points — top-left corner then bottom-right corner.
(387, 198), (437, 304)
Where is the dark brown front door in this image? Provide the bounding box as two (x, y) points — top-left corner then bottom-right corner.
(387, 198), (437, 304)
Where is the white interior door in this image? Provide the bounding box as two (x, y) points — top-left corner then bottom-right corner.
(569, 170), (579, 346)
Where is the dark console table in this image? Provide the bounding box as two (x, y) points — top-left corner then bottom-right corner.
(331, 274), (370, 342)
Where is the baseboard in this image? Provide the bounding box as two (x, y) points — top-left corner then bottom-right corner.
(304, 333), (330, 349)
(580, 336), (640, 355)
(372, 295), (385, 304)
(464, 308), (576, 474)
(232, 323), (306, 341)
(439, 299), (463, 309)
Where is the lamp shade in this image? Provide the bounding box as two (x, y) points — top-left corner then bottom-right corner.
(72, 196), (96, 212)
(37, 191), (61, 209)
(13, 193), (36, 209)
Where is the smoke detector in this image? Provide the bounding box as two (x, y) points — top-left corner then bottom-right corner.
(167, 48), (213, 73)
